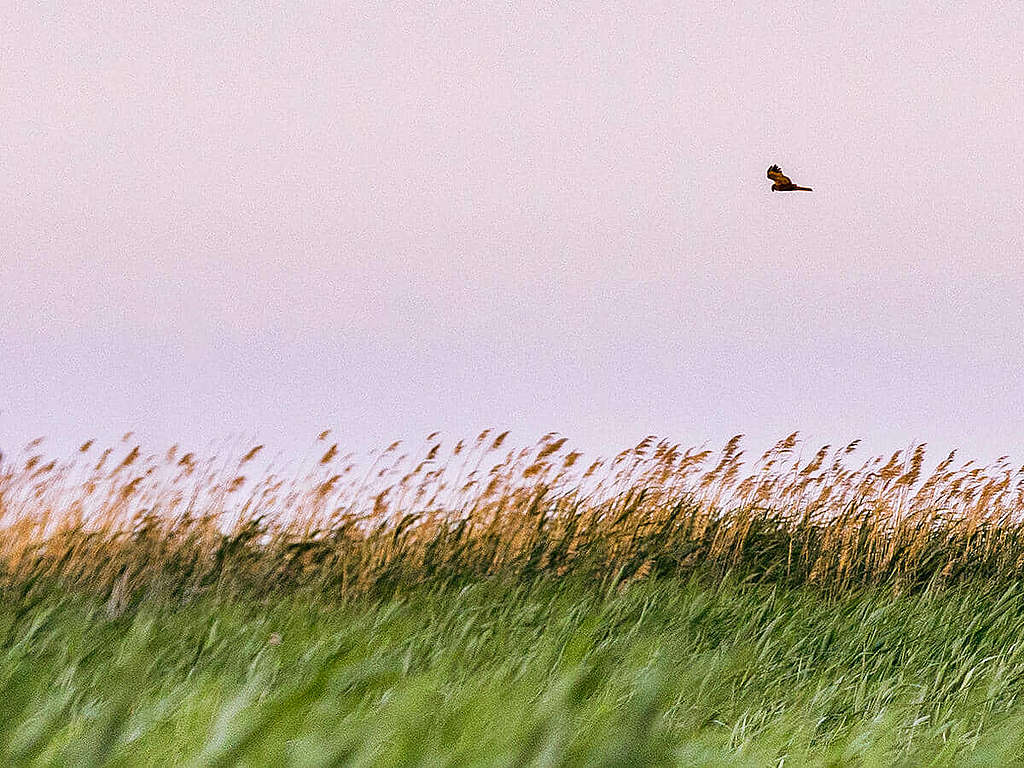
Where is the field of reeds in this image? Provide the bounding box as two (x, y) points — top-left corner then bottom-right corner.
(4, 431), (1024, 600)
(5, 430), (1024, 765)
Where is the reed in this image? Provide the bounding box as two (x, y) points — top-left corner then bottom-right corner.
(6, 432), (1024, 764)
(3, 431), (1024, 604)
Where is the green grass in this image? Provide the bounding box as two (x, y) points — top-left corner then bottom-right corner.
(4, 578), (1024, 766)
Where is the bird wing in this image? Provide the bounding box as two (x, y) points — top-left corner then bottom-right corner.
(766, 165), (792, 185)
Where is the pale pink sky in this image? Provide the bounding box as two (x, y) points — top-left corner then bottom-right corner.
(3, 1), (1024, 463)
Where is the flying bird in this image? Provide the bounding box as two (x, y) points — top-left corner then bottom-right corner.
(767, 164), (812, 192)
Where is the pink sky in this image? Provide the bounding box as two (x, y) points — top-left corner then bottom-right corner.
(3, 1), (1024, 464)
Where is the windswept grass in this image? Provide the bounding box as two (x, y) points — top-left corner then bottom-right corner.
(2, 431), (1024, 601)
(4, 578), (1024, 766)
(4, 431), (1024, 764)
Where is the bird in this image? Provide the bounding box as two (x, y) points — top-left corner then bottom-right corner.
(767, 164), (812, 192)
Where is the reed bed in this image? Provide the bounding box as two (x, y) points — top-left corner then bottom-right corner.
(3, 430), (1024, 603)
(6, 431), (1024, 765)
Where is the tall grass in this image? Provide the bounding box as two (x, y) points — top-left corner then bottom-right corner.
(5, 578), (1024, 766)
(2, 431), (1024, 601)
(6, 431), (1024, 764)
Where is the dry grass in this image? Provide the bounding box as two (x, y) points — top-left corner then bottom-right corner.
(3, 430), (1024, 602)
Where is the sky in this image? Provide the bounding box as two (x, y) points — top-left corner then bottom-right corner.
(3, 1), (1024, 466)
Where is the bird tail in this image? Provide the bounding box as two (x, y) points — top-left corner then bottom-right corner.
(793, 186), (813, 191)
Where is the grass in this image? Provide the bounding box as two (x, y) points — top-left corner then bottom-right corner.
(4, 431), (1024, 764)
(5, 579), (1024, 766)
